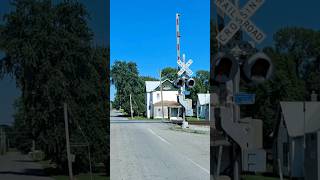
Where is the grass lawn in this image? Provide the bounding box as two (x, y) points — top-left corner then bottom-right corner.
(128, 116), (149, 120)
(186, 116), (206, 121)
(128, 116), (161, 120)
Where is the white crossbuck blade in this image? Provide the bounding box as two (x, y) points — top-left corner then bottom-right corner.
(177, 59), (193, 76)
(215, 0), (266, 45)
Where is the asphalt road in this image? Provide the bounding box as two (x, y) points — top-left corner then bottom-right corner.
(111, 110), (210, 180)
(0, 152), (53, 180)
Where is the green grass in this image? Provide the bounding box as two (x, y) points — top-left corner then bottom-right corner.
(128, 116), (150, 120)
(186, 116), (206, 121)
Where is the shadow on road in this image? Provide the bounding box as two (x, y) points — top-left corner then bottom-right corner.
(14, 160), (36, 163)
(111, 114), (129, 118)
(111, 120), (163, 124)
(0, 168), (48, 177)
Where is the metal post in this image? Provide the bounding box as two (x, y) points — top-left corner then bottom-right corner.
(160, 70), (165, 121)
(176, 13), (181, 68)
(64, 103), (73, 180)
(232, 68), (241, 180)
(197, 105), (199, 120)
(7, 138), (9, 151)
(3, 129), (5, 153)
(182, 82), (188, 128)
(208, 91), (211, 121)
(0, 128), (6, 155)
(278, 158), (284, 180)
(130, 94), (133, 119)
(217, 145), (223, 175)
(303, 101), (306, 149)
(88, 145), (93, 180)
(181, 54), (188, 128)
(233, 1), (241, 179)
(32, 140), (35, 152)
(0, 128), (3, 155)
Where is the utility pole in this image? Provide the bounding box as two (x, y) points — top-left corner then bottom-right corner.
(160, 69), (165, 121)
(0, 128), (3, 155)
(130, 94), (133, 119)
(64, 103), (73, 180)
(0, 128), (6, 155)
(207, 91), (211, 121)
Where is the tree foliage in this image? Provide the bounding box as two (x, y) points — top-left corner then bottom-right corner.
(161, 67), (178, 81)
(0, 0), (109, 174)
(241, 27), (320, 147)
(111, 61), (145, 116)
(274, 27), (320, 79)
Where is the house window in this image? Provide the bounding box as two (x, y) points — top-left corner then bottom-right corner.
(283, 142), (289, 167)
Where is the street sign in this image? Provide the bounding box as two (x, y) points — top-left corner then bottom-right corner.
(235, 93), (255, 105)
(215, 0), (266, 45)
(183, 91), (190, 95)
(178, 59), (193, 76)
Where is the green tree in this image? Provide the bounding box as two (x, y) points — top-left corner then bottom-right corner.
(161, 67), (178, 81)
(111, 61), (145, 116)
(140, 76), (158, 81)
(0, 0), (109, 174)
(274, 27), (320, 81)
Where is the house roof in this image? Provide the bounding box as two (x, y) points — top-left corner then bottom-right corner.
(145, 81), (160, 92)
(280, 101), (320, 137)
(197, 93), (210, 105)
(145, 79), (177, 92)
(153, 101), (181, 107)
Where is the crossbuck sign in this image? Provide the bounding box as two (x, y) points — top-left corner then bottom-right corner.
(177, 55), (193, 76)
(215, 0), (266, 45)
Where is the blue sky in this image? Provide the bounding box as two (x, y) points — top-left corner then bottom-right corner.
(110, 0), (210, 100)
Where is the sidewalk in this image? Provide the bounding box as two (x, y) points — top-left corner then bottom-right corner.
(169, 124), (210, 134)
(188, 124), (210, 132)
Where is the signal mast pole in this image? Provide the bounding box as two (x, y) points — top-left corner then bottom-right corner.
(176, 13), (187, 127)
(176, 13), (181, 67)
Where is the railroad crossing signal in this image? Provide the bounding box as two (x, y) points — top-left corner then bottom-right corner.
(215, 0), (266, 45)
(177, 58), (193, 76)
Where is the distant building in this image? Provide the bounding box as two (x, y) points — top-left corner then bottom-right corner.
(273, 101), (320, 179)
(196, 93), (210, 120)
(145, 79), (191, 119)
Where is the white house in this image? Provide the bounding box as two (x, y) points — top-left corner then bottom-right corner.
(196, 93), (210, 120)
(145, 79), (183, 119)
(273, 101), (320, 179)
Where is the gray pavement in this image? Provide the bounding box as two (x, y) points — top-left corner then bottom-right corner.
(111, 110), (210, 180)
(0, 152), (53, 180)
